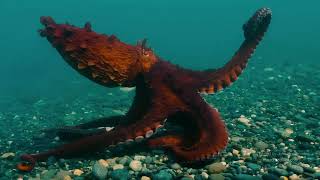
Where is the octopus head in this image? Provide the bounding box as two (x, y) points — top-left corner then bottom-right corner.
(39, 16), (158, 87)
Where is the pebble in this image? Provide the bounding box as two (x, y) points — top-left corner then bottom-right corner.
(238, 115), (251, 127)
(134, 155), (146, 161)
(98, 159), (109, 167)
(270, 167), (289, 176)
(141, 176), (151, 180)
(232, 149), (240, 156)
(241, 148), (256, 157)
(281, 128), (294, 138)
(261, 173), (279, 180)
(170, 163), (181, 170)
(129, 160), (142, 171)
(41, 169), (57, 179)
(73, 169), (84, 176)
(153, 169), (173, 180)
(233, 174), (262, 180)
(0, 152), (15, 159)
(113, 164), (125, 170)
(111, 169), (129, 180)
(201, 172), (209, 179)
(247, 163), (261, 171)
(92, 160), (108, 180)
(254, 141), (268, 150)
(288, 174), (299, 180)
(314, 172), (320, 179)
(55, 170), (72, 180)
(287, 164), (304, 174)
(206, 162), (226, 174)
(209, 174), (225, 180)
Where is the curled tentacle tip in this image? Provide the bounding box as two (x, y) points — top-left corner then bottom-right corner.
(17, 154), (36, 172)
(17, 162), (34, 172)
(243, 7), (272, 40)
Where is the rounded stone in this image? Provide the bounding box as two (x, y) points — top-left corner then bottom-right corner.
(170, 163), (181, 170)
(287, 164), (304, 174)
(254, 141), (268, 150)
(129, 160), (142, 172)
(206, 162), (226, 174)
(153, 170), (173, 180)
(113, 164), (125, 170)
(73, 169), (84, 176)
(141, 176), (151, 180)
(92, 161), (108, 180)
(233, 174), (262, 180)
(209, 174), (225, 180)
(110, 169), (129, 180)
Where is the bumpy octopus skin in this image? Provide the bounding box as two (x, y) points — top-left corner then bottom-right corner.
(17, 8), (272, 171)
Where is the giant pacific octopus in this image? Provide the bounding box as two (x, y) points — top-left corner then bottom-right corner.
(17, 8), (272, 171)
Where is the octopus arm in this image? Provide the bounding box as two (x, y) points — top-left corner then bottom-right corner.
(196, 8), (272, 94)
(17, 99), (169, 172)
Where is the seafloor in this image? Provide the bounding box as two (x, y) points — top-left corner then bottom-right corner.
(0, 62), (319, 180)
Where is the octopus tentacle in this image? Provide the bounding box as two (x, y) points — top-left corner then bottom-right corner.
(197, 8), (272, 94)
(17, 105), (168, 172)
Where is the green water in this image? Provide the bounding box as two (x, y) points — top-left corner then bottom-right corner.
(1, 0), (319, 98)
(0, 0), (319, 179)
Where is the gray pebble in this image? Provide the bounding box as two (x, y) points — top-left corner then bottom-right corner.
(233, 174), (262, 180)
(110, 169), (129, 180)
(246, 163), (261, 171)
(153, 169), (173, 180)
(209, 174), (225, 180)
(287, 164), (304, 174)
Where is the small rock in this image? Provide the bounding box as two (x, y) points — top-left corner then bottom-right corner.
(288, 174), (299, 180)
(55, 170), (72, 180)
(254, 141), (268, 150)
(98, 159), (109, 168)
(314, 172), (320, 179)
(281, 128), (294, 138)
(113, 164), (124, 170)
(111, 169), (129, 180)
(41, 169), (57, 179)
(270, 167), (289, 176)
(241, 148), (256, 157)
(247, 163), (261, 171)
(238, 115), (251, 127)
(233, 174), (262, 180)
(170, 163), (181, 170)
(232, 149), (240, 156)
(206, 162), (226, 174)
(141, 176), (151, 180)
(134, 155), (146, 161)
(201, 172), (209, 179)
(287, 164), (303, 174)
(93, 160), (108, 180)
(0, 152), (15, 159)
(129, 160), (142, 172)
(73, 169), (84, 176)
(209, 174), (225, 180)
(153, 169), (173, 180)
(261, 173), (279, 180)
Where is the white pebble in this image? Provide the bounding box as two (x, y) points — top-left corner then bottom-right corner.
(129, 160), (142, 171)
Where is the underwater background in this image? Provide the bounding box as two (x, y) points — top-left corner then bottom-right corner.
(0, 0), (319, 179)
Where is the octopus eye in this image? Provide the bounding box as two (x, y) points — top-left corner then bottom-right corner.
(142, 50), (150, 57)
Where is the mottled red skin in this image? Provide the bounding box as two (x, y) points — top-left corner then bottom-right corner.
(17, 8), (272, 171)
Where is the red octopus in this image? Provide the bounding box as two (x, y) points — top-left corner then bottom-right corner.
(17, 8), (272, 171)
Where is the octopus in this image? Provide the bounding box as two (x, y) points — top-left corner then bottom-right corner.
(17, 8), (272, 171)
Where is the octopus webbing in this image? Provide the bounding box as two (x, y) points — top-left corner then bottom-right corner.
(17, 8), (272, 171)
